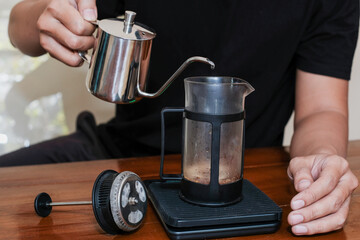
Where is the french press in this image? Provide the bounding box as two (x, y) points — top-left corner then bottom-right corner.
(160, 76), (254, 206)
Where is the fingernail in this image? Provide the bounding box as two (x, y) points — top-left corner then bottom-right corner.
(289, 214), (304, 225)
(292, 200), (305, 210)
(292, 225), (308, 234)
(83, 9), (97, 21)
(298, 180), (311, 190)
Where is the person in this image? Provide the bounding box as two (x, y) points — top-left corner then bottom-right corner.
(5, 0), (359, 236)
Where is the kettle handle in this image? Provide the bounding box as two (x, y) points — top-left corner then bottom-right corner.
(137, 56), (215, 99)
(78, 20), (99, 64)
(78, 51), (91, 64)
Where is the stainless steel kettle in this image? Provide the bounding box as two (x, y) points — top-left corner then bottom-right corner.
(81, 11), (215, 104)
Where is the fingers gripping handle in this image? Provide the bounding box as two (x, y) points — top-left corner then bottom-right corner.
(78, 20), (98, 64)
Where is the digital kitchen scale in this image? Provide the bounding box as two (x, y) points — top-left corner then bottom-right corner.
(145, 179), (282, 240)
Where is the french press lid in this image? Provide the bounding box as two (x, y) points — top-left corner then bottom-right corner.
(98, 11), (156, 41)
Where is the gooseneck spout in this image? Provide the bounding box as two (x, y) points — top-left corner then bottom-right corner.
(137, 56), (215, 98)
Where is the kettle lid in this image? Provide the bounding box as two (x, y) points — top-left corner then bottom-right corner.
(98, 11), (156, 40)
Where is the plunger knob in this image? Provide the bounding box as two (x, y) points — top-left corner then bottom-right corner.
(34, 192), (53, 217)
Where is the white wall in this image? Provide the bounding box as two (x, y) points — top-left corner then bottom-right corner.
(348, 32), (360, 141)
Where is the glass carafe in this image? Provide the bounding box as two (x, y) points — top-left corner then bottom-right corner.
(160, 76), (254, 206)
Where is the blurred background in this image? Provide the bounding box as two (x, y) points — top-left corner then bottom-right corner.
(0, 0), (359, 156)
(0, 0), (114, 155)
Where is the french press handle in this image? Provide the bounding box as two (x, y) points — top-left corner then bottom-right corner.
(160, 107), (184, 180)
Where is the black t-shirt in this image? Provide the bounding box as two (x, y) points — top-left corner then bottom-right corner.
(95, 0), (359, 158)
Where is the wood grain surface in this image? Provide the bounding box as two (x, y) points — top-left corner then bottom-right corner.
(0, 141), (359, 240)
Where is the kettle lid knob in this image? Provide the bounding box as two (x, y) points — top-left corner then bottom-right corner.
(98, 10), (155, 40)
(123, 11), (136, 33)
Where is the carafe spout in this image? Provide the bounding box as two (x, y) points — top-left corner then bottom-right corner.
(243, 81), (255, 97)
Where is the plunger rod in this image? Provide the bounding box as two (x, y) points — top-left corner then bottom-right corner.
(35, 192), (138, 218)
(48, 201), (92, 206)
(34, 192), (93, 217)
(49, 197), (137, 206)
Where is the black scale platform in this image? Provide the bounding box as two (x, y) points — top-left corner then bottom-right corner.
(144, 179), (282, 240)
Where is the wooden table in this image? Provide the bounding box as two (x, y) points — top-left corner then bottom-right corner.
(0, 141), (359, 240)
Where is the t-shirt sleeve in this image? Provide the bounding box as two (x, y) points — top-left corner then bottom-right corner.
(96, 0), (124, 20)
(296, 0), (359, 80)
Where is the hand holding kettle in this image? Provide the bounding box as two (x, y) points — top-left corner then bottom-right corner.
(10, 0), (215, 103)
(33, 0), (215, 103)
(35, 0), (97, 66)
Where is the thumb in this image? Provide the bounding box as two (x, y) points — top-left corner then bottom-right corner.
(288, 157), (314, 192)
(77, 0), (98, 21)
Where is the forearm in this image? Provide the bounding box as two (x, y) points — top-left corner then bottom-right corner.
(8, 0), (49, 56)
(290, 110), (348, 158)
(290, 70), (349, 159)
